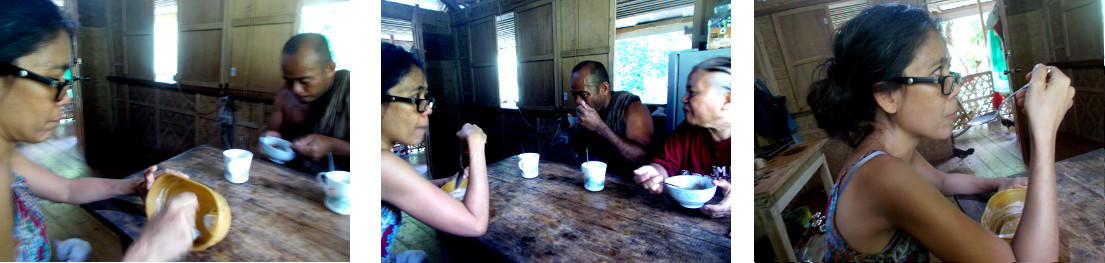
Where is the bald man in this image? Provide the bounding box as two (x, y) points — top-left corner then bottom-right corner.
(261, 33), (350, 174)
(569, 61), (654, 176)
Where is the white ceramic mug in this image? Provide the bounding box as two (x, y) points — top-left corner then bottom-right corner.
(316, 171), (351, 215)
(222, 149), (253, 184)
(517, 153), (540, 178)
(581, 161), (607, 191)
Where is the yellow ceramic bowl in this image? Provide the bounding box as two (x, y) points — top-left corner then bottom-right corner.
(981, 187), (1026, 243)
(145, 174), (232, 251)
(440, 176), (468, 193)
(440, 176), (468, 200)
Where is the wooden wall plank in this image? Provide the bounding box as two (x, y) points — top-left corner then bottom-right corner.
(575, 0), (610, 51)
(232, 0), (253, 19)
(469, 18), (498, 67)
(473, 66), (500, 107)
(125, 35), (155, 79)
(516, 3), (554, 59)
(178, 30), (223, 83)
(246, 23), (294, 94)
(559, 0), (579, 51)
(179, 0), (224, 26)
(518, 60), (556, 110)
(125, 0), (153, 33)
(1060, 0), (1103, 61)
(229, 26), (253, 88)
(254, 0), (297, 17)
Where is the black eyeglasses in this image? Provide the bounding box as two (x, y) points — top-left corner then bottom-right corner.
(0, 62), (73, 101)
(384, 95), (435, 113)
(888, 72), (962, 96)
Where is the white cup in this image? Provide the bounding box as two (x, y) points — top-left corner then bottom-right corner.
(316, 171), (351, 215)
(222, 149), (253, 184)
(518, 153), (540, 178)
(581, 161), (607, 191)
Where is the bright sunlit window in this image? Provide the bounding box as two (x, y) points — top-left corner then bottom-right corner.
(941, 16), (991, 75)
(153, 1), (178, 83)
(613, 30), (690, 104)
(300, 0), (354, 71)
(496, 13), (519, 109)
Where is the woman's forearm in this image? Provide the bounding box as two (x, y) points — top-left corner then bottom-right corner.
(1010, 136), (1059, 261)
(938, 173), (1002, 196)
(460, 138), (489, 235)
(64, 177), (140, 205)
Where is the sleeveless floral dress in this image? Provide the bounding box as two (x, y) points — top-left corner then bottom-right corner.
(381, 202), (402, 262)
(12, 171), (50, 262)
(824, 151), (929, 262)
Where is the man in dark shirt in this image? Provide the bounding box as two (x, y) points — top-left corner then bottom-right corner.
(569, 61), (654, 176)
(261, 33), (350, 173)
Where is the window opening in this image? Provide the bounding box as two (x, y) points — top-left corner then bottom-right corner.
(496, 12), (519, 109)
(153, 0), (178, 83)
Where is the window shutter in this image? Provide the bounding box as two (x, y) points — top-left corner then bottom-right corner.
(381, 17), (413, 41)
(496, 13), (516, 49)
(616, 0), (693, 20)
(828, 0), (868, 31)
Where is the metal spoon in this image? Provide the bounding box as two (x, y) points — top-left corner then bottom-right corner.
(327, 152), (335, 173)
(967, 84), (1028, 126)
(967, 67), (1050, 126)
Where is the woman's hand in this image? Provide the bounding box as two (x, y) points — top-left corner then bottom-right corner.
(135, 166), (189, 198)
(456, 123), (487, 144)
(1018, 64), (1076, 140)
(122, 192), (198, 261)
(700, 179), (731, 218)
(997, 177), (1028, 191)
(633, 165), (666, 194)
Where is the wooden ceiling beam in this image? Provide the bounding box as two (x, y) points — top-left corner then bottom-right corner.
(439, 0), (461, 12)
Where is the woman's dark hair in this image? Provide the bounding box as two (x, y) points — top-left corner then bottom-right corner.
(0, 0), (78, 64)
(807, 4), (940, 147)
(381, 42), (425, 97)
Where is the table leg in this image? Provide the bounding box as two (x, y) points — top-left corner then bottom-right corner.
(816, 153), (834, 194)
(758, 205), (797, 262)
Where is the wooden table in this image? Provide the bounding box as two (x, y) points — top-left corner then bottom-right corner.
(82, 145), (350, 261)
(956, 148), (1104, 262)
(440, 156), (731, 262)
(753, 138), (831, 262)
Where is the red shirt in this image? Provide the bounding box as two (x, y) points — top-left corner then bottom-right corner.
(653, 123), (731, 180)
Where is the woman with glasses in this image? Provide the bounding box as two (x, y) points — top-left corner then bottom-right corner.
(808, 4), (1075, 262)
(0, 0), (201, 261)
(380, 42), (490, 261)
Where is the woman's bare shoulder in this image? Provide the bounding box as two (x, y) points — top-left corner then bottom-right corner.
(849, 154), (931, 197)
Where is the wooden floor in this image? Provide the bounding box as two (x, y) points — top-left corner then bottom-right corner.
(14, 120), (126, 261)
(932, 121), (1104, 177)
(933, 123), (1028, 178)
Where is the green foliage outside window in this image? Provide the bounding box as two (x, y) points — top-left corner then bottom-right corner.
(614, 31), (690, 104)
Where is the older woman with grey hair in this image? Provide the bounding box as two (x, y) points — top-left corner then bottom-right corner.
(633, 56), (732, 218)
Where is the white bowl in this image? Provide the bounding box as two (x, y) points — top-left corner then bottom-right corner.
(259, 137), (295, 164)
(664, 175), (717, 209)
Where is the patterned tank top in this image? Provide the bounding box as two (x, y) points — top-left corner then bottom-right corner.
(12, 171), (50, 262)
(381, 201), (402, 263)
(824, 151), (929, 262)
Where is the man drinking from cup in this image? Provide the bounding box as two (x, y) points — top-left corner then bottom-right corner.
(633, 57), (732, 218)
(568, 61), (654, 176)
